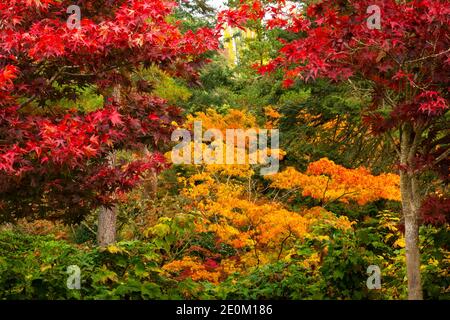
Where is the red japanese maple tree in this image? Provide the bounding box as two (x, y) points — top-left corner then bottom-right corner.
(0, 1), (217, 242)
(219, 0), (449, 299)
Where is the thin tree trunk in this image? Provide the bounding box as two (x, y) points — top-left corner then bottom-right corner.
(97, 206), (117, 246)
(400, 124), (423, 300)
(97, 85), (121, 247)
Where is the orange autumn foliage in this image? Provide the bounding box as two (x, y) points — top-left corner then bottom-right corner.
(266, 158), (401, 205)
(264, 105), (281, 129)
(176, 160), (354, 276)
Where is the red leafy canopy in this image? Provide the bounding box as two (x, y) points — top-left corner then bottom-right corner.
(0, 0), (218, 223)
(219, 0), (449, 116)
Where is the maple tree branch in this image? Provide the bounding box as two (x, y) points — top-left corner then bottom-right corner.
(18, 95), (37, 108)
(323, 191), (358, 209)
(432, 148), (450, 166)
(277, 231), (293, 261)
(405, 48), (450, 64)
(18, 66), (69, 109)
(383, 91), (397, 108)
(429, 135), (450, 149)
(273, 186), (300, 202)
(61, 72), (96, 77)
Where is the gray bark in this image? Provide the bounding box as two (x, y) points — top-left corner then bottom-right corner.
(97, 206), (117, 246)
(400, 124), (423, 300)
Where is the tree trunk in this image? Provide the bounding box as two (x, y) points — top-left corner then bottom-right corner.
(399, 124), (423, 300)
(97, 85), (121, 247)
(97, 206), (117, 246)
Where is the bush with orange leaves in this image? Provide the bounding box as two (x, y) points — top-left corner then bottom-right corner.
(266, 158), (401, 205)
(162, 109), (359, 283)
(161, 164), (356, 284)
(175, 163), (355, 276)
